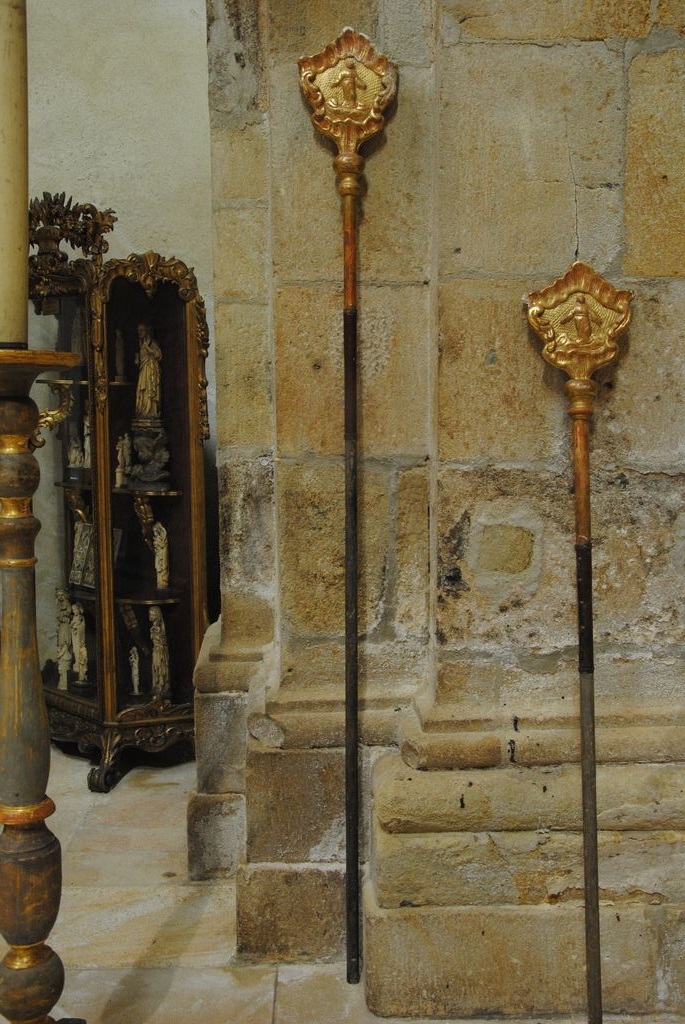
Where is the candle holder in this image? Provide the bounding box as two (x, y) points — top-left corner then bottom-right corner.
(0, 348), (85, 1024)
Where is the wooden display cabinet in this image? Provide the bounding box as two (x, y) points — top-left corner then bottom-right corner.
(29, 194), (209, 790)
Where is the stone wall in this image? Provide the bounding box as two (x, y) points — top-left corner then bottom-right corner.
(195, 0), (685, 1015)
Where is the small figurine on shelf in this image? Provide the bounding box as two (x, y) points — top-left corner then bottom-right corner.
(70, 304), (86, 363)
(82, 409), (91, 470)
(128, 645), (140, 696)
(149, 605), (170, 699)
(152, 521), (169, 590)
(114, 328), (126, 382)
(55, 588), (72, 690)
(134, 323), (162, 425)
(123, 432), (132, 476)
(67, 423), (84, 470)
(115, 435), (127, 487)
(129, 430), (171, 490)
(70, 601), (88, 684)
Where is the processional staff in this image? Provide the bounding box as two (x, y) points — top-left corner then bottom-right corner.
(526, 262), (632, 1024)
(298, 29), (397, 984)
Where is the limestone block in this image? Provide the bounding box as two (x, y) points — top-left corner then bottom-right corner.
(659, 0), (685, 32)
(575, 182), (624, 274)
(275, 284), (430, 458)
(187, 790), (245, 880)
(395, 466), (430, 639)
(268, 1), (378, 62)
(194, 690), (248, 794)
(211, 122), (268, 203)
(441, 1), (652, 41)
(357, 67), (433, 285)
(435, 652), (685, 725)
(626, 49), (685, 276)
(214, 302), (273, 449)
(277, 462), (388, 638)
(218, 455), (275, 596)
(276, 637), (428, 705)
(207, 0), (265, 129)
(363, 885), (658, 1017)
(438, 43), (624, 276)
(271, 61), (432, 286)
(245, 745), (344, 863)
(212, 205), (269, 300)
(373, 753), (685, 834)
(593, 281), (685, 474)
(438, 279), (566, 466)
(373, 824), (685, 909)
(237, 863), (345, 960)
(378, 0), (434, 66)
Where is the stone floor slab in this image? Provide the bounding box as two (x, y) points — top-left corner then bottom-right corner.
(54, 966), (276, 1024)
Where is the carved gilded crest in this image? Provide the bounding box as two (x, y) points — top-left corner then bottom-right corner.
(298, 28), (398, 157)
(526, 262), (632, 381)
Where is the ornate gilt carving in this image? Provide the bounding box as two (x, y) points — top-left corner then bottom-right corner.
(32, 381), (74, 451)
(29, 192), (116, 292)
(299, 28), (398, 162)
(133, 495), (155, 551)
(526, 262), (632, 383)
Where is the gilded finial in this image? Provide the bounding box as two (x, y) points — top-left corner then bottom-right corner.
(526, 261), (632, 383)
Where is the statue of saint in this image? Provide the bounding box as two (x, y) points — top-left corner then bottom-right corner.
(129, 646), (140, 696)
(56, 588), (72, 690)
(149, 606), (170, 698)
(70, 601), (87, 683)
(134, 324), (162, 421)
(152, 521), (169, 589)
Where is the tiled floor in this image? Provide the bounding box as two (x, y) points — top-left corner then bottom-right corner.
(20, 747), (679, 1023)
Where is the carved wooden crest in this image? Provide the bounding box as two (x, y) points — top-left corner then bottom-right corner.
(526, 262), (632, 382)
(298, 28), (398, 157)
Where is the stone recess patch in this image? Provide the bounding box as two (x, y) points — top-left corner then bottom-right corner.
(437, 467), (685, 656)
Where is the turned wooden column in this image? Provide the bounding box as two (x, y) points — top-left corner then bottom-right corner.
(0, 353), (81, 1024)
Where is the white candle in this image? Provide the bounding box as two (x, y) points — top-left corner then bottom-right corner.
(0, 0), (28, 348)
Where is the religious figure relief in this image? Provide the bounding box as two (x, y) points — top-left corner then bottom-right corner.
(149, 605), (170, 699)
(129, 429), (171, 489)
(330, 57), (367, 113)
(55, 588), (72, 690)
(526, 262), (632, 383)
(70, 601), (88, 684)
(152, 521), (169, 590)
(129, 645), (140, 696)
(134, 324), (162, 424)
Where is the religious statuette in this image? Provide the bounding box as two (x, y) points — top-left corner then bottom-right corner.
(82, 409), (91, 469)
(55, 587), (72, 690)
(299, 27), (397, 987)
(149, 605), (170, 698)
(152, 520), (169, 589)
(129, 645), (140, 696)
(70, 601), (88, 684)
(526, 261), (632, 1024)
(131, 323), (170, 489)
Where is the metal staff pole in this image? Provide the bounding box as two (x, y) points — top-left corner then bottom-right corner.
(526, 262), (632, 1024)
(298, 29), (397, 984)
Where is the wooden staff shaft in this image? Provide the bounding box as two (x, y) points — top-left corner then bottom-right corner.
(570, 395), (602, 1024)
(342, 190), (361, 984)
